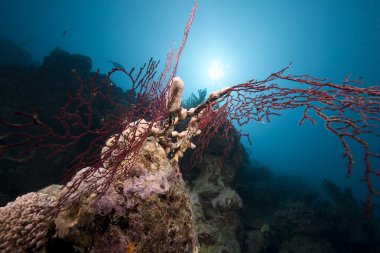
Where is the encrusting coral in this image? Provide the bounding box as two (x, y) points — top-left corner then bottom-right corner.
(0, 75), (206, 252)
(54, 136), (198, 252)
(0, 0), (379, 250)
(0, 131), (199, 252)
(0, 73), (243, 252)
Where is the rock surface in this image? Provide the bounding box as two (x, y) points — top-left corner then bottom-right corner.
(0, 139), (198, 253)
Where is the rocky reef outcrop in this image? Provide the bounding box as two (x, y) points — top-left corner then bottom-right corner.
(0, 138), (198, 253)
(183, 127), (245, 253)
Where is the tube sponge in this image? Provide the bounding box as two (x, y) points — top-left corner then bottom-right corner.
(167, 77), (184, 113)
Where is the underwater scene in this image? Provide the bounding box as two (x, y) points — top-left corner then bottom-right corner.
(0, 1), (379, 252)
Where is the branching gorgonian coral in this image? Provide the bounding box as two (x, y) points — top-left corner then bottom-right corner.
(1, 1), (379, 216)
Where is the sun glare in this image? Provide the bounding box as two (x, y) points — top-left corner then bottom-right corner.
(208, 60), (225, 81)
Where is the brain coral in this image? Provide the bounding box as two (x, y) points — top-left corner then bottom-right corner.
(0, 192), (56, 253)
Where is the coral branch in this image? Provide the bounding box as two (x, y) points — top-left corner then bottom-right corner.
(1, 1), (378, 217)
(187, 67), (379, 216)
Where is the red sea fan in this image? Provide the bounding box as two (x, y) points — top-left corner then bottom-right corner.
(1, 1), (379, 216)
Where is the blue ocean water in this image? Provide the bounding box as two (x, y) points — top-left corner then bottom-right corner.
(0, 0), (379, 220)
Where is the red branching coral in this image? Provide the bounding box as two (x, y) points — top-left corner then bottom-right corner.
(1, 1), (379, 216)
(0, 2), (198, 211)
(192, 66), (379, 216)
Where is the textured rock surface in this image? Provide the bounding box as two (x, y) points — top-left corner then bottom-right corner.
(0, 192), (56, 253)
(185, 133), (245, 253)
(0, 138), (199, 253)
(55, 138), (198, 252)
(211, 187), (243, 211)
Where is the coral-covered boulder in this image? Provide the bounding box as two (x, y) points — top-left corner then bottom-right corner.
(0, 138), (199, 253)
(0, 192), (56, 253)
(54, 138), (198, 252)
(186, 131), (245, 253)
(211, 187), (243, 211)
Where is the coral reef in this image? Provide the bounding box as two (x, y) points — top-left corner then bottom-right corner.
(0, 2), (379, 251)
(211, 187), (243, 211)
(183, 128), (245, 253)
(238, 167), (380, 253)
(273, 202), (329, 239)
(316, 180), (378, 252)
(0, 192), (56, 253)
(0, 137), (198, 252)
(54, 138), (198, 252)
